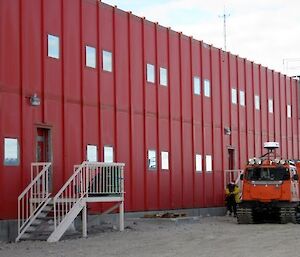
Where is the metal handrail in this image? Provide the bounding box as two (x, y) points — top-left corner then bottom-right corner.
(17, 162), (52, 239)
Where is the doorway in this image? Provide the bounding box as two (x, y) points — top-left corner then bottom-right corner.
(36, 127), (52, 191)
(228, 148), (235, 171)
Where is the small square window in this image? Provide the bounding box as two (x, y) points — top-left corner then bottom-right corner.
(287, 105), (292, 118)
(104, 146), (114, 163)
(195, 154), (202, 172)
(206, 155), (212, 172)
(147, 64), (155, 83)
(231, 88), (237, 104)
(160, 67), (167, 86)
(4, 138), (20, 166)
(47, 34), (59, 59)
(148, 150), (156, 170)
(87, 145), (98, 162)
(204, 79), (210, 97)
(268, 99), (273, 113)
(255, 95), (260, 110)
(86, 46), (96, 68)
(193, 76), (201, 95)
(103, 50), (112, 72)
(240, 90), (245, 106)
(161, 151), (169, 170)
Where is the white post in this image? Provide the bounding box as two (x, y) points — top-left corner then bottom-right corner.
(119, 201), (124, 231)
(82, 204), (87, 238)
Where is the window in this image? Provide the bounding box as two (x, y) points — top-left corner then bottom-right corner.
(255, 95), (260, 110)
(47, 34), (59, 59)
(287, 105), (292, 118)
(204, 79), (210, 97)
(103, 50), (112, 72)
(87, 145), (97, 162)
(206, 155), (212, 172)
(85, 46), (96, 68)
(268, 99), (273, 113)
(231, 88), (237, 104)
(4, 138), (19, 166)
(160, 67), (167, 86)
(148, 150), (156, 170)
(161, 151), (169, 170)
(147, 64), (155, 83)
(193, 76), (200, 95)
(240, 90), (245, 106)
(195, 154), (202, 172)
(104, 146), (114, 163)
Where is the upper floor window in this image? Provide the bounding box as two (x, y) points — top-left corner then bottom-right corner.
(240, 90), (245, 106)
(47, 34), (59, 59)
(206, 155), (212, 172)
(255, 95), (260, 110)
(193, 76), (201, 95)
(195, 154), (202, 172)
(161, 151), (169, 170)
(204, 79), (210, 97)
(287, 105), (292, 118)
(87, 145), (98, 162)
(85, 46), (96, 68)
(4, 138), (20, 166)
(231, 88), (237, 104)
(268, 99), (273, 113)
(160, 67), (167, 86)
(103, 50), (112, 72)
(148, 149), (156, 170)
(104, 146), (114, 163)
(147, 64), (155, 83)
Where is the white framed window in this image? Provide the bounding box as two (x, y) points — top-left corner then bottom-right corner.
(104, 146), (114, 163)
(239, 90), (245, 106)
(148, 150), (156, 170)
(102, 50), (112, 72)
(87, 145), (98, 162)
(193, 76), (200, 95)
(47, 34), (59, 59)
(231, 88), (237, 104)
(161, 151), (169, 170)
(204, 79), (210, 97)
(160, 67), (167, 86)
(205, 155), (212, 172)
(147, 64), (155, 83)
(4, 138), (20, 166)
(255, 95), (260, 110)
(195, 154), (202, 172)
(268, 99), (273, 113)
(85, 46), (96, 68)
(287, 105), (292, 118)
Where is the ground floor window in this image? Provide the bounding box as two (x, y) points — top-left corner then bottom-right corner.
(4, 138), (20, 166)
(104, 146), (114, 163)
(87, 145), (98, 162)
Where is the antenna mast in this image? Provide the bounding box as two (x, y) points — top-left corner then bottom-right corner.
(219, 6), (230, 51)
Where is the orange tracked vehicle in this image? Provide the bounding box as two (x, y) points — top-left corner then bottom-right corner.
(237, 142), (300, 224)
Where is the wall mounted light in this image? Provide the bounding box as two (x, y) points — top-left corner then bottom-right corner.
(30, 93), (41, 106)
(224, 127), (231, 135)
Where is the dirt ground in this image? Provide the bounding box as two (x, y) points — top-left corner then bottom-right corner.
(1, 215), (300, 257)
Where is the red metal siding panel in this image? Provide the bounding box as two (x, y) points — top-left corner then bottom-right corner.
(260, 66), (268, 146)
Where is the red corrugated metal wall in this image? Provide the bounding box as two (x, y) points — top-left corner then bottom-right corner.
(1, 0), (300, 219)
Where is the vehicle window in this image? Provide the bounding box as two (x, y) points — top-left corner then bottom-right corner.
(245, 167), (289, 181)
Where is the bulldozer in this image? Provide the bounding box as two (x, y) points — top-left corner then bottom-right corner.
(237, 142), (300, 224)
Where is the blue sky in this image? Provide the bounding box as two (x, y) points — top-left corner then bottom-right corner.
(102, 0), (300, 76)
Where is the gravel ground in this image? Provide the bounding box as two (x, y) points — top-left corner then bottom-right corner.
(1, 216), (300, 257)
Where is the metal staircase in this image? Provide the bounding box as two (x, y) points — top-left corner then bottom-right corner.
(16, 162), (125, 242)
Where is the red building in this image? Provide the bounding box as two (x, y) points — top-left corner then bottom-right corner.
(1, 0), (299, 220)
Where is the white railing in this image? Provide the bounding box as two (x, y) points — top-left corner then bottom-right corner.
(87, 162), (125, 195)
(17, 163), (52, 239)
(53, 161), (125, 229)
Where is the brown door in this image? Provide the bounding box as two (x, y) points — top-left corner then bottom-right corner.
(228, 148), (235, 182)
(36, 127), (52, 191)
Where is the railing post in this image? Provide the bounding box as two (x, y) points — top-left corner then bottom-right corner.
(82, 204), (87, 238)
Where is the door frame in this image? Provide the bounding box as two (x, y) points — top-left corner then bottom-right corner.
(35, 124), (53, 163)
